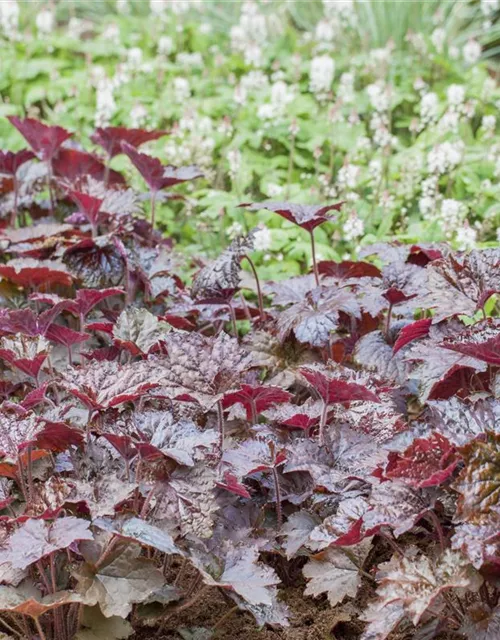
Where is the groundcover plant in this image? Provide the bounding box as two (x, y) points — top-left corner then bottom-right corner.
(0, 115), (499, 639)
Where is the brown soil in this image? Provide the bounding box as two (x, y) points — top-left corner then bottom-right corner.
(131, 581), (462, 640)
(131, 542), (463, 640)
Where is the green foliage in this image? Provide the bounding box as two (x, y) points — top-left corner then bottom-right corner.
(0, 0), (499, 280)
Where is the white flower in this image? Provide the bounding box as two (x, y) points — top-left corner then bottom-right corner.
(481, 0), (499, 16)
(366, 82), (390, 112)
(455, 223), (477, 250)
(116, 0), (129, 13)
(439, 110), (460, 134)
(447, 84), (465, 106)
(342, 212), (364, 241)
(323, 0), (355, 23)
(481, 114), (496, 137)
(315, 19), (335, 43)
(0, 0), (19, 39)
(449, 45), (460, 59)
(102, 24), (120, 45)
(257, 81), (294, 122)
(95, 81), (116, 128)
(463, 39), (482, 65)
(36, 8), (54, 35)
(174, 77), (191, 103)
(230, 1), (268, 67)
(227, 148), (241, 177)
(418, 195), (436, 217)
(127, 47), (143, 68)
(338, 72), (355, 103)
(439, 199), (465, 235)
(130, 104), (148, 128)
(420, 92), (439, 125)
(253, 224), (272, 251)
(431, 28), (446, 53)
(150, 0), (168, 17)
(309, 55), (335, 96)
(233, 84), (247, 106)
(413, 77), (427, 93)
(176, 52), (203, 68)
(271, 80), (293, 106)
(427, 141), (464, 174)
(482, 76), (496, 101)
(368, 158), (382, 183)
(158, 35), (174, 56)
(337, 164), (360, 189)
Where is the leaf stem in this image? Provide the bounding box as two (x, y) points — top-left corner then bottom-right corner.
(34, 618), (48, 640)
(227, 301), (238, 340)
(217, 400), (225, 450)
(11, 175), (18, 228)
(309, 229), (320, 287)
(212, 605), (238, 635)
(150, 190), (158, 237)
(272, 466), (283, 529)
(249, 398), (258, 425)
(243, 254), (265, 323)
(46, 160), (54, 215)
(318, 401), (329, 447)
(426, 510), (446, 552)
(385, 302), (393, 340)
(286, 131), (296, 199)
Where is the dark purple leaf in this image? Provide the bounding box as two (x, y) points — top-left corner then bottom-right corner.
(0, 149), (35, 176)
(239, 200), (344, 232)
(8, 116), (72, 161)
(91, 126), (169, 158)
(121, 142), (202, 192)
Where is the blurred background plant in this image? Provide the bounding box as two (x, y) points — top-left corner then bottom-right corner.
(0, 0), (499, 280)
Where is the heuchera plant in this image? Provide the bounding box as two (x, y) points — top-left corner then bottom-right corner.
(0, 116), (499, 640)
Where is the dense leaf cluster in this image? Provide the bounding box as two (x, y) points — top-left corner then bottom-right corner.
(0, 117), (499, 639)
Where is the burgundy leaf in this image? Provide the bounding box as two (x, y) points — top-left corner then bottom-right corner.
(33, 420), (84, 452)
(216, 471), (252, 498)
(300, 365), (380, 405)
(385, 433), (459, 488)
(393, 318), (432, 354)
(64, 287), (123, 319)
(52, 148), (125, 187)
(121, 141), (202, 192)
(318, 260), (382, 279)
(45, 323), (90, 348)
(20, 382), (50, 411)
(405, 342), (487, 401)
(0, 258), (73, 288)
(0, 149), (35, 176)
(222, 384), (292, 422)
(440, 320), (500, 366)
(239, 200), (344, 232)
(68, 190), (103, 229)
(7, 116), (72, 161)
(91, 126), (168, 158)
